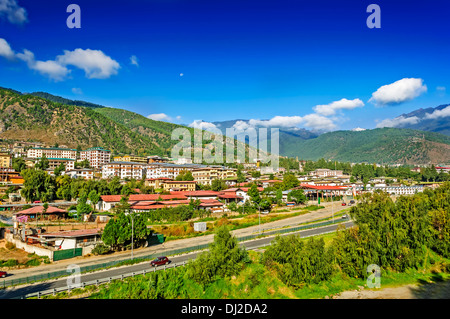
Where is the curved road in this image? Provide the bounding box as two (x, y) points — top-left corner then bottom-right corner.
(0, 220), (354, 299)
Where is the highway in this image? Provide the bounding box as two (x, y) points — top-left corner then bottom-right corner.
(0, 220), (354, 299)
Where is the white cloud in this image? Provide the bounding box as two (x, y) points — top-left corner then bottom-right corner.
(56, 48), (120, 79)
(0, 0), (28, 25)
(248, 116), (304, 128)
(313, 98), (364, 116)
(188, 120), (218, 131)
(147, 113), (173, 122)
(376, 115), (420, 128)
(16, 49), (70, 81)
(72, 87), (83, 95)
(301, 113), (336, 131)
(0, 38), (15, 59)
(1, 39), (120, 81)
(232, 120), (251, 131)
(424, 105), (450, 120)
(352, 127), (366, 131)
(130, 55), (139, 67)
(369, 78), (427, 106)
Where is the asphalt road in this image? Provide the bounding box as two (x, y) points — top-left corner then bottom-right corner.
(0, 220), (354, 299)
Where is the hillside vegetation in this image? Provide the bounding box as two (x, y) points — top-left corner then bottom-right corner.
(284, 128), (450, 164)
(0, 88), (170, 156)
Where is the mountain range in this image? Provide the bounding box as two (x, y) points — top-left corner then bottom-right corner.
(0, 88), (252, 161)
(211, 112), (450, 164)
(382, 104), (450, 136)
(0, 87), (449, 165)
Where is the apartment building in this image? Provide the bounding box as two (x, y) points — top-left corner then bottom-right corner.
(65, 168), (97, 180)
(192, 167), (238, 185)
(145, 163), (202, 179)
(102, 161), (146, 179)
(113, 155), (148, 164)
(309, 169), (344, 178)
(147, 155), (168, 163)
(27, 147), (77, 160)
(161, 180), (197, 192)
(0, 152), (12, 168)
(46, 158), (75, 171)
(80, 147), (111, 169)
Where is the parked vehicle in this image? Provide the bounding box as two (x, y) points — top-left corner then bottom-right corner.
(350, 200), (355, 204)
(0, 271), (7, 278)
(342, 214), (348, 219)
(341, 202), (347, 206)
(33, 201), (41, 204)
(150, 256), (170, 267)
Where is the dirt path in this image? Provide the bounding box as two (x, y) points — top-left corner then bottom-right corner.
(335, 280), (450, 299)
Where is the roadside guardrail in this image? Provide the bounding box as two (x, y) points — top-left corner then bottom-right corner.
(1, 216), (351, 289)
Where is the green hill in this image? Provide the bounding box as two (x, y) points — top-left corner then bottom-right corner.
(0, 88), (254, 161)
(0, 88), (174, 156)
(93, 107), (192, 152)
(28, 91), (105, 109)
(285, 128), (450, 165)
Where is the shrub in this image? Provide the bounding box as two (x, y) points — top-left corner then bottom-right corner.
(5, 242), (15, 250)
(91, 243), (111, 255)
(25, 259), (41, 266)
(1, 259), (18, 267)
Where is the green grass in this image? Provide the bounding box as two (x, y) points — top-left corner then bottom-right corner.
(33, 245), (450, 300)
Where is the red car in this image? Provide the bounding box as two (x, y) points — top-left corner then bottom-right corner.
(0, 271), (7, 278)
(341, 202), (347, 206)
(150, 256), (170, 267)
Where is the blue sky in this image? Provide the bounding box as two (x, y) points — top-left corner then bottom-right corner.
(1, 0), (450, 132)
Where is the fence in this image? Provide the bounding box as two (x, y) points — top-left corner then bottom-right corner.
(14, 260), (189, 299)
(53, 248), (83, 261)
(1, 216), (350, 289)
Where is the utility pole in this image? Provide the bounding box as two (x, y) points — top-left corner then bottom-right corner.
(131, 213), (134, 260)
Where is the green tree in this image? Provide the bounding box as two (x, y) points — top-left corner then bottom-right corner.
(88, 190), (100, 212)
(247, 183), (261, 204)
(35, 154), (49, 170)
(12, 157), (26, 172)
(287, 189), (306, 204)
(236, 168), (246, 183)
(187, 225), (249, 285)
(282, 173), (299, 190)
(76, 192), (93, 219)
(211, 179), (227, 191)
(54, 163), (66, 177)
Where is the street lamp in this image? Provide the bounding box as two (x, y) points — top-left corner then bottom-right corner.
(128, 212), (134, 260)
(255, 202), (262, 233)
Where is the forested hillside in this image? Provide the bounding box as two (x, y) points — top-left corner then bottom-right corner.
(285, 128), (450, 164)
(0, 88), (172, 156)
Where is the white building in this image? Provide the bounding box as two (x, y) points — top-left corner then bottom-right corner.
(145, 163), (204, 179)
(360, 185), (424, 196)
(27, 147), (77, 160)
(102, 161), (146, 179)
(309, 169), (344, 178)
(80, 147), (111, 169)
(65, 168), (96, 180)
